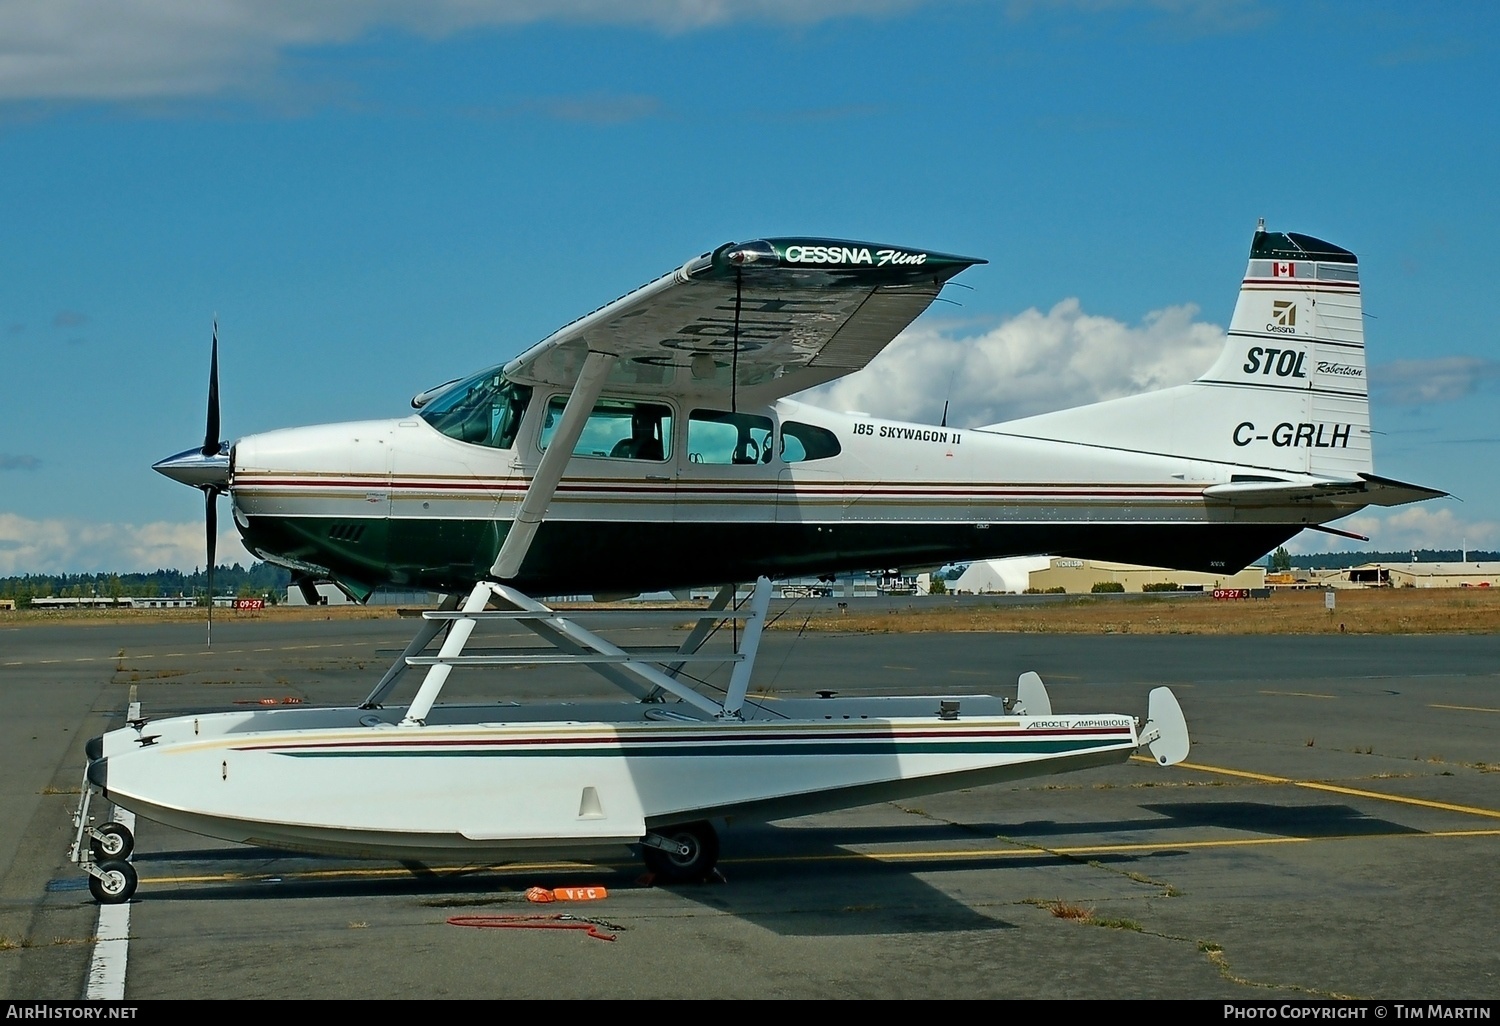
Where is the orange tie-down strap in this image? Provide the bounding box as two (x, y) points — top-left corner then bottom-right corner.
(525, 885), (609, 903)
(447, 914), (620, 942)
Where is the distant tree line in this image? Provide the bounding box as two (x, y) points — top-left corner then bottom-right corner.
(2, 549), (1492, 608)
(939, 548), (1498, 583)
(0, 563), (292, 606)
(1263, 548), (1498, 570)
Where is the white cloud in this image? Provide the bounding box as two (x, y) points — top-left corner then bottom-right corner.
(0, 0), (919, 102)
(1287, 504), (1498, 556)
(0, 511), (252, 575)
(1372, 356), (1500, 406)
(797, 298), (1226, 427)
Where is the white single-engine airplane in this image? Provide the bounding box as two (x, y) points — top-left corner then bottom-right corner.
(73, 222), (1441, 902)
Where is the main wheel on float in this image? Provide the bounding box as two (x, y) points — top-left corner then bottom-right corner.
(641, 821), (720, 882)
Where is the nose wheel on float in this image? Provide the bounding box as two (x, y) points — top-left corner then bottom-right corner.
(72, 751), (139, 904)
(88, 820), (135, 860)
(88, 860), (138, 904)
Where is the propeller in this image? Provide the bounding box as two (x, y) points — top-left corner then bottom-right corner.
(202, 323), (224, 646)
(154, 322), (231, 647)
(204, 324), (221, 458)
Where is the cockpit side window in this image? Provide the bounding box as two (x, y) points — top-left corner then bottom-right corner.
(539, 397), (673, 462)
(781, 421), (841, 463)
(687, 409), (775, 466)
(419, 368), (533, 449)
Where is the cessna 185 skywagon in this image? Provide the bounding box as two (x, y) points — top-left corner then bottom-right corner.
(73, 222), (1440, 902)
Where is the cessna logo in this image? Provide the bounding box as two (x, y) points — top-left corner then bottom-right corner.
(1266, 300), (1297, 334)
(782, 245), (928, 267)
(1243, 346), (1307, 378)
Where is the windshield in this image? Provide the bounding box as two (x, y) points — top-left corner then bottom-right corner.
(418, 366), (533, 449)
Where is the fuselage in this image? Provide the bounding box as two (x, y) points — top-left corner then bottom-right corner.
(150, 226), (1437, 600)
(225, 381), (1318, 598)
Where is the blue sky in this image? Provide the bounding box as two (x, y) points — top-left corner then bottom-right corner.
(1, 0), (1496, 573)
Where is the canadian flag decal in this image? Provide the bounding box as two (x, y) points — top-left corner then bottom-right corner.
(1273, 261), (1295, 277)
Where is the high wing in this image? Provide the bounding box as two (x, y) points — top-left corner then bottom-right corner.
(502, 238), (985, 407)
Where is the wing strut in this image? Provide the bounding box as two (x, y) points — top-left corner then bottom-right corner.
(490, 349), (614, 580)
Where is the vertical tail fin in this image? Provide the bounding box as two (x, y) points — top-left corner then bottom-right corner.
(1194, 222), (1370, 476)
(985, 222), (1373, 479)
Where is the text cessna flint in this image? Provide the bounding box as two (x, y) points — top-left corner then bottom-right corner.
(781, 245), (928, 266)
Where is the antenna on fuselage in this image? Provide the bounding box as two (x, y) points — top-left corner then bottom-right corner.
(731, 267), (742, 413)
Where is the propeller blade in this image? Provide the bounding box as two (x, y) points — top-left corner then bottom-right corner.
(202, 321), (221, 457)
(205, 486), (217, 646)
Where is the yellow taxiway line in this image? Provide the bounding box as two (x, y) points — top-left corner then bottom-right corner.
(137, 826), (1500, 888)
(1151, 758), (1500, 821)
(132, 757), (1500, 889)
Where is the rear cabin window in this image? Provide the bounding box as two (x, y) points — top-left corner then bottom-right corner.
(781, 421), (841, 462)
(687, 410), (775, 465)
(539, 397), (673, 461)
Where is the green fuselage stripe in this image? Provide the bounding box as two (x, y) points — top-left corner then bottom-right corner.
(241, 514), (1297, 595)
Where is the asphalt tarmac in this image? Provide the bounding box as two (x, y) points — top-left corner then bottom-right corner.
(2, 612), (1498, 1000)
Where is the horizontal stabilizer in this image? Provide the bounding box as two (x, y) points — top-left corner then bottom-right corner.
(1202, 473), (1446, 509)
(1354, 473), (1449, 506)
(1143, 687), (1190, 766)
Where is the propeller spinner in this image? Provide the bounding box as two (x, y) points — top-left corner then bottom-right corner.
(153, 323), (230, 644)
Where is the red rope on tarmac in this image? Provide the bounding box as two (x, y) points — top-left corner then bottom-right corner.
(447, 914), (618, 941)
